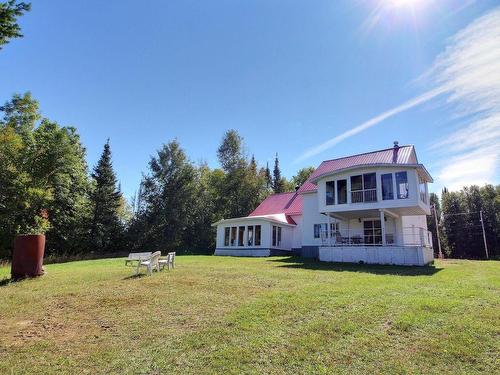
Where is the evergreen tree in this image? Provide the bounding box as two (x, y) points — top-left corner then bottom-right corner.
(217, 130), (254, 217)
(265, 162), (272, 189)
(0, 1), (31, 50)
(272, 153), (284, 193)
(89, 140), (122, 252)
(129, 140), (197, 252)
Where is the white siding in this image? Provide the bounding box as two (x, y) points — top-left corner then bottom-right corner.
(290, 215), (302, 249)
(319, 246), (434, 266)
(301, 192), (331, 246)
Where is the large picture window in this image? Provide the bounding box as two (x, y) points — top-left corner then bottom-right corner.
(351, 173), (377, 203)
(396, 171), (409, 199)
(247, 226), (254, 246)
(314, 223), (339, 238)
(224, 227), (230, 246)
(326, 181), (335, 205)
(337, 179), (347, 204)
(272, 226), (282, 247)
(350, 175), (363, 191)
(419, 176), (427, 203)
(255, 225), (261, 246)
(381, 173), (394, 200)
(314, 223), (327, 238)
(238, 226), (245, 246)
(364, 220), (382, 244)
(230, 227), (237, 246)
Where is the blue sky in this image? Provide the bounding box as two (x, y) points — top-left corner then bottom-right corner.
(1, 0), (499, 199)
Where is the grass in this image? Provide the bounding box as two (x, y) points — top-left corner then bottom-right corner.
(0, 256), (499, 374)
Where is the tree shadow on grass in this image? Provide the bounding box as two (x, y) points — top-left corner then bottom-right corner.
(268, 256), (443, 276)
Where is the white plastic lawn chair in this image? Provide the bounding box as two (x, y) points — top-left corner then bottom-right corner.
(159, 252), (176, 270)
(135, 251), (161, 275)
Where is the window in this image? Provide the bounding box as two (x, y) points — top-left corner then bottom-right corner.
(238, 226), (245, 246)
(326, 181), (335, 205)
(314, 223), (339, 238)
(224, 227), (230, 246)
(337, 179), (347, 204)
(396, 171), (409, 199)
(351, 175), (363, 191)
(363, 220), (382, 244)
(330, 222), (340, 234)
(314, 223), (327, 238)
(247, 226), (254, 246)
(271, 225), (282, 247)
(230, 227), (237, 246)
(381, 173), (394, 200)
(255, 225), (261, 246)
(419, 176), (427, 203)
(351, 173), (377, 203)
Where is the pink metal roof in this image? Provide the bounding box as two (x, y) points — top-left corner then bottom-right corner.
(249, 192), (303, 218)
(298, 145), (417, 193)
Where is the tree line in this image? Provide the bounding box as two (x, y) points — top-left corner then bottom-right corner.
(427, 186), (500, 259)
(1, 93), (498, 260)
(0, 93), (314, 259)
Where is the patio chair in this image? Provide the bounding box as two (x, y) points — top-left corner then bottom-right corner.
(135, 251), (161, 275)
(159, 252), (176, 270)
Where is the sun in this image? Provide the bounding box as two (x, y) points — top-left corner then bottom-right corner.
(389, 0), (423, 8)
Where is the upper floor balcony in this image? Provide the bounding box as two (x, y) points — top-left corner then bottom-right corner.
(315, 166), (432, 216)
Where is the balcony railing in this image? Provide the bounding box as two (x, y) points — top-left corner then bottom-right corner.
(351, 189), (377, 203)
(320, 227), (433, 248)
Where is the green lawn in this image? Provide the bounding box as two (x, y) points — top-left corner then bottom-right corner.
(0, 256), (499, 374)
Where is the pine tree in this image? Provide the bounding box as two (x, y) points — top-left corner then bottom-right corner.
(265, 162), (272, 189)
(0, 1), (31, 50)
(90, 139), (122, 252)
(272, 153), (284, 193)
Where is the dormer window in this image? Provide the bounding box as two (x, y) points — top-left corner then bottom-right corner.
(351, 173), (377, 203)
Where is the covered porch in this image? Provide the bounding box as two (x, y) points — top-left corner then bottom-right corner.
(318, 209), (434, 266)
(320, 208), (432, 248)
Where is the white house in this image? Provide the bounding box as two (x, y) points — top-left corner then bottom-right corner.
(213, 143), (435, 266)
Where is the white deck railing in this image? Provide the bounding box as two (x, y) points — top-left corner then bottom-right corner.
(351, 189), (377, 203)
(320, 227), (433, 248)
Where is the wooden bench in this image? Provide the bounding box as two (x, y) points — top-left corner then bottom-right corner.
(125, 252), (152, 266)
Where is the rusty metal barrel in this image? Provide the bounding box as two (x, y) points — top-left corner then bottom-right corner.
(11, 234), (46, 280)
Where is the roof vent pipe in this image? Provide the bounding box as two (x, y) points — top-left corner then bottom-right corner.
(393, 141), (399, 148)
